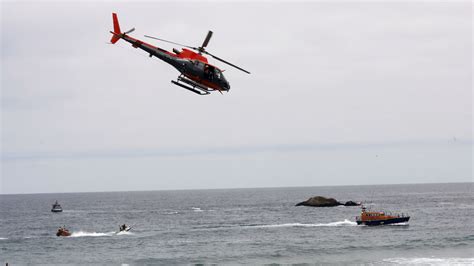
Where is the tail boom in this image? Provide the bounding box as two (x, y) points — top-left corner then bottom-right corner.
(108, 13), (180, 68)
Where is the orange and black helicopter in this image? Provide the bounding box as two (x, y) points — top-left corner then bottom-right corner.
(109, 13), (250, 95)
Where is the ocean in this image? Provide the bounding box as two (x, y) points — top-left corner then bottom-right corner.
(1, 183), (473, 264)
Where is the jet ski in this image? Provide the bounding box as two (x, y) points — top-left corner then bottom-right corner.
(118, 224), (132, 233)
(56, 227), (71, 237)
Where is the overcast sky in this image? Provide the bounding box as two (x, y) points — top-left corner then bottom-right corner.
(1, 1), (472, 194)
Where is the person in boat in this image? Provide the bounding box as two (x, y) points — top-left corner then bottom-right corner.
(120, 224), (127, 231)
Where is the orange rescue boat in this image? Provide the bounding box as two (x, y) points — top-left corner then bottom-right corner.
(356, 206), (409, 226)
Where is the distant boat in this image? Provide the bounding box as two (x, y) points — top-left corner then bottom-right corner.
(356, 206), (409, 226)
(51, 201), (63, 212)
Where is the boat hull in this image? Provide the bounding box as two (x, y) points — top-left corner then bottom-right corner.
(51, 208), (63, 213)
(357, 216), (410, 226)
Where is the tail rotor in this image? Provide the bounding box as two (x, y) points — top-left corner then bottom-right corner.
(110, 13), (134, 44)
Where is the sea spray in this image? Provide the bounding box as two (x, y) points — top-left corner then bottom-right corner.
(69, 231), (114, 237)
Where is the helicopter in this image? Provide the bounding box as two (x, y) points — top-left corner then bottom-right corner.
(109, 13), (250, 95)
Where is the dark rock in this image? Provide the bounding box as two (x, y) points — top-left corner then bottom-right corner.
(343, 201), (361, 206)
(295, 196), (361, 207)
(295, 196), (342, 207)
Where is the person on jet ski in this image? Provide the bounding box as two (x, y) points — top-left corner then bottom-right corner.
(120, 224), (127, 231)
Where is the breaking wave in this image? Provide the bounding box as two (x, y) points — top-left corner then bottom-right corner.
(243, 219), (357, 228)
(383, 257), (474, 265)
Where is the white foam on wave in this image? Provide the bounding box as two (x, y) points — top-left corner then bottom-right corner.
(70, 231), (114, 237)
(247, 219), (357, 228)
(383, 257), (474, 265)
(191, 207), (214, 212)
(0, 237), (7, 240)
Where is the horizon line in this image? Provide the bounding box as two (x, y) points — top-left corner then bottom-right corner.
(1, 181), (472, 196)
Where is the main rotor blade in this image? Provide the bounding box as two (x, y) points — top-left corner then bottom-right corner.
(201, 31), (213, 49)
(124, 28), (135, 34)
(203, 51), (250, 74)
(144, 35), (198, 50)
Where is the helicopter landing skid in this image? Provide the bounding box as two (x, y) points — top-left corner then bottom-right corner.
(171, 76), (211, 95)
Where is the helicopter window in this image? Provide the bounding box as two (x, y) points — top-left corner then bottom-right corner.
(214, 69), (221, 79)
(195, 61), (205, 68)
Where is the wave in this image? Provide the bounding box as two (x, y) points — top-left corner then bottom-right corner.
(0, 237), (7, 240)
(191, 207), (215, 212)
(457, 204), (474, 209)
(243, 219), (357, 228)
(62, 210), (87, 213)
(383, 257), (474, 265)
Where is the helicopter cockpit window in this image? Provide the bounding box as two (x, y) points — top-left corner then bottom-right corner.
(214, 69), (221, 79)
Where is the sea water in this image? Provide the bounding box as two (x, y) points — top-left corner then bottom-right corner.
(1, 183), (473, 264)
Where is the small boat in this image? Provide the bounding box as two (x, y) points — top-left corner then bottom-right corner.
(56, 227), (71, 237)
(51, 201), (63, 212)
(356, 206), (409, 226)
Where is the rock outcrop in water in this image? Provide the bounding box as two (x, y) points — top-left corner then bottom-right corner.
(295, 196), (360, 207)
(343, 200), (360, 206)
